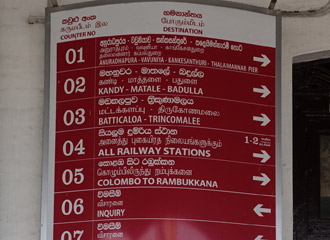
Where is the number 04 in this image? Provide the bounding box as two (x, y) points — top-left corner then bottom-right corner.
(62, 139), (85, 156)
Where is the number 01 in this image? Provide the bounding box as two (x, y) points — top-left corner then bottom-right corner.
(65, 47), (85, 65)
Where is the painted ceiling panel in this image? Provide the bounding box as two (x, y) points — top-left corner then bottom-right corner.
(275, 0), (328, 11)
(219, 0), (270, 8)
(223, 0), (329, 11)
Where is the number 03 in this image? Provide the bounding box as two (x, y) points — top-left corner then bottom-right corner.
(63, 109), (85, 126)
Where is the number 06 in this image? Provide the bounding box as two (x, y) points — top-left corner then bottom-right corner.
(61, 198), (84, 216)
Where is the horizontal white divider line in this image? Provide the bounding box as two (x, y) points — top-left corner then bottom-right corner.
(55, 154), (276, 167)
(56, 124), (275, 137)
(57, 62), (276, 78)
(57, 93), (276, 108)
(55, 217), (276, 229)
(54, 186), (276, 198)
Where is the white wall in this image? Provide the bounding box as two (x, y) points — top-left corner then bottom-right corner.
(0, 0), (46, 239)
(1, 0), (330, 239)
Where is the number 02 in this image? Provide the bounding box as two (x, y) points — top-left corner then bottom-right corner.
(64, 77), (86, 94)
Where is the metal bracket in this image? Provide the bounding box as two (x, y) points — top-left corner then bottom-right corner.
(48, 0), (58, 7)
(268, 0), (277, 10)
(28, 15), (45, 24)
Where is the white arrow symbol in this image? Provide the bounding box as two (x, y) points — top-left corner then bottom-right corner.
(254, 204), (271, 217)
(253, 173), (271, 186)
(253, 114), (270, 126)
(255, 235), (266, 240)
(253, 85), (271, 98)
(253, 54), (271, 67)
(253, 150), (271, 163)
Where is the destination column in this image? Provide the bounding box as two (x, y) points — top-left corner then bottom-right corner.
(91, 33), (276, 240)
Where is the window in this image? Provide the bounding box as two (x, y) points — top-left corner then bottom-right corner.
(293, 56), (330, 239)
